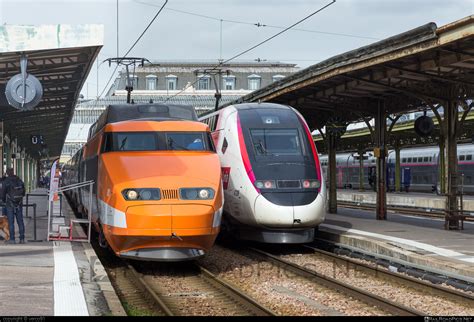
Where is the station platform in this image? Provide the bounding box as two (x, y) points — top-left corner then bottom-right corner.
(0, 189), (125, 316)
(319, 208), (474, 284)
(337, 190), (474, 213)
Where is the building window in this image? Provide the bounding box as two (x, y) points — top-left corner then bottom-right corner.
(146, 75), (157, 90)
(272, 74), (285, 82)
(248, 74), (261, 90)
(197, 75), (210, 90)
(127, 75), (138, 89)
(223, 76), (235, 90)
(166, 75), (178, 90)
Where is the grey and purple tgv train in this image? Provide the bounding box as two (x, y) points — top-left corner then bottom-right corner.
(200, 103), (326, 243)
(320, 144), (474, 194)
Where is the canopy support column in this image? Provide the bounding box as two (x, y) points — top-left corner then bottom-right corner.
(375, 100), (387, 220)
(445, 100), (460, 230)
(328, 133), (338, 214)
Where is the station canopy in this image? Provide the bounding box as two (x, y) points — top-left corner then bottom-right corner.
(0, 24), (103, 160)
(225, 16), (474, 131)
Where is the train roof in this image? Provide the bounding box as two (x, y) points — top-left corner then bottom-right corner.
(232, 102), (291, 110)
(105, 104), (198, 122)
(88, 103), (198, 139)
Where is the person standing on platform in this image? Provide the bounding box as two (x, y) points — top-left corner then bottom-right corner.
(2, 168), (26, 244)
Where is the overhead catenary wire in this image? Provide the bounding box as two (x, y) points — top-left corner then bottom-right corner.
(133, 0), (378, 40)
(162, 0), (336, 104)
(98, 0), (168, 99)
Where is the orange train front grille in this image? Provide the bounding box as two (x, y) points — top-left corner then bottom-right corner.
(162, 189), (179, 200)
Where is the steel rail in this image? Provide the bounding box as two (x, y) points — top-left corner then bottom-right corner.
(197, 264), (276, 316)
(126, 262), (274, 316)
(338, 201), (474, 222)
(302, 245), (474, 306)
(247, 247), (424, 316)
(126, 264), (175, 316)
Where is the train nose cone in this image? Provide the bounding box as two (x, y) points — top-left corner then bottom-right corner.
(254, 194), (294, 227)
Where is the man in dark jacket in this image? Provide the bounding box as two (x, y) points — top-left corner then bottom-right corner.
(2, 168), (25, 244)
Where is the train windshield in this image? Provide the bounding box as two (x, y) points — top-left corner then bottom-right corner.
(102, 131), (215, 152)
(165, 133), (209, 151)
(250, 129), (302, 156)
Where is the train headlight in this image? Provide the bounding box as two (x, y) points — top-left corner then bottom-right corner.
(122, 188), (161, 200)
(254, 180), (276, 189)
(180, 188), (215, 200)
(311, 180), (321, 189)
(140, 189), (152, 200)
(199, 189), (209, 199)
(126, 190), (138, 200)
(301, 179), (320, 189)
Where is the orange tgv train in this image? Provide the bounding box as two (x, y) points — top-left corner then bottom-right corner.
(62, 104), (224, 261)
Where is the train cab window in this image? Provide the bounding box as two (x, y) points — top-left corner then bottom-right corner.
(102, 131), (214, 152)
(117, 133), (156, 151)
(250, 129), (302, 156)
(165, 132), (213, 151)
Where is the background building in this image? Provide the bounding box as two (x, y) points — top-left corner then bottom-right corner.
(61, 60), (299, 163)
(107, 60), (298, 94)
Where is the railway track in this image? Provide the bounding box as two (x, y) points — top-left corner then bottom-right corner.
(301, 244), (474, 300)
(120, 261), (275, 316)
(338, 201), (474, 222)
(244, 247), (423, 316)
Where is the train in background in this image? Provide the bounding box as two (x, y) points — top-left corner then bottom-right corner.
(200, 103), (326, 244)
(319, 144), (474, 194)
(62, 103), (223, 261)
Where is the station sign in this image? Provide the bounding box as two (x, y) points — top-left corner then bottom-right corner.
(31, 135), (44, 145)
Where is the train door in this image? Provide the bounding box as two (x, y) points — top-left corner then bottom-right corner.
(402, 168), (411, 192)
(337, 168), (343, 188)
(368, 166), (376, 191)
(386, 162), (395, 192)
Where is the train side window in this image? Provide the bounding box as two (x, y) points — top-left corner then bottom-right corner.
(460, 155), (465, 161)
(101, 133), (113, 153)
(407, 157), (412, 163)
(221, 137), (228, 154)
(418, 157), (423, 162)
(423, 157), (428, 162)
(467, 155), (472, 161)
(402, 158), (406, 163)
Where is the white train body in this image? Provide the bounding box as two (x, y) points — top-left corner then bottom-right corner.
(201, 103), (326, 243)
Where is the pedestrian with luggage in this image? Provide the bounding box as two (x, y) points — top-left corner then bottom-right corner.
(2, 168), (26, 244)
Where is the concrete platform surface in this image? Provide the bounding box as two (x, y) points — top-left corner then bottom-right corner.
(320, 208), (474, 282)
(337, 190), (474, 212)
(0, 189), (125, 316)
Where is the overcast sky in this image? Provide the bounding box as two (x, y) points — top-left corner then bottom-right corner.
(1, 0), (472, 99)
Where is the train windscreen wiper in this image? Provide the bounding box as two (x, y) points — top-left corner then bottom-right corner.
(167, 137), (189, 151)
(119, 137), (128, 151)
